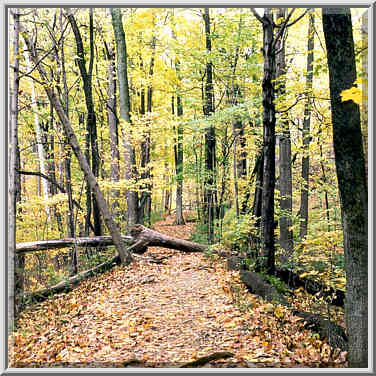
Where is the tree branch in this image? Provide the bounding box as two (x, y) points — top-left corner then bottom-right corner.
(285, 8), (310, 28)
(250, 8), (265, 25)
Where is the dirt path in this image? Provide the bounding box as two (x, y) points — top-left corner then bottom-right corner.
(10, 215), (345, 368)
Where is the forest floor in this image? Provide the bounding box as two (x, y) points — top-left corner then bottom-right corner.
(9, 213), (347, 368)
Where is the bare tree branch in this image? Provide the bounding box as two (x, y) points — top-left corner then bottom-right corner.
(285, 8), (310, 28)
(250, 8), (265, 25)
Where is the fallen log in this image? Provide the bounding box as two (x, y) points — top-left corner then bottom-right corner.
(240, 271), (289, 306)
(238, 269), (348, 352)
(128, 225), (208, 254)
(16, 225), (207, 255)
(227, 256), (345, 307)
(26, 256), (121, 302)
(275, 267), (345, 307)
(293, 310), (348, 351)
(16, 236), (133, 254)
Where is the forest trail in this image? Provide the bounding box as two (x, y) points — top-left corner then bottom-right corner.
(10, 214), (346, 368)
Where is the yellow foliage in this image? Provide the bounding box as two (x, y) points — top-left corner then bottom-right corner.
(340, 78), (368, 105)
(340, 86), (362, 105)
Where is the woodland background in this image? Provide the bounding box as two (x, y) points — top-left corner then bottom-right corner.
(8, 7), (369, 368)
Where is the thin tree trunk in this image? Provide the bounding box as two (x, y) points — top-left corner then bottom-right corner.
(203, 8), (216, 243)
(322, 8), (368, 367)
(300, 11), (315, 239)
(22, 39), (50, 205)
(139, 34), (156, 225)
(59, 13), (77, 272)
(9, 8), (24, 323)
(276, 8), (294, 261)
(175, 93), (185, 224)
(111, 8), (139, 227)
(170, 14), (185, 225)
(319, 143), (331, 231)
(66, 8), (101, 235)
(163, 141), (171, 215)
(21, 26), (134, 266)
(252, 149), (264, 227)
(105, 42), (121, 217)
(48, 104), (64, 235)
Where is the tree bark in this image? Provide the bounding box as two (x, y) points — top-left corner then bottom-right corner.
(276, 8), (294, 261)
(139, 33), (156, 225)
(300, 11), (315, 239)
(175, 93), (185, 225)
(202, 8), (217, 243)
(9, 8), (24, 324)
(322, 8), (368, 368)
(105, 42), (121, 217)
(21, 27), (134, 266)
(251, 149), (264, 227)
(259, 8), (276, 274)
(111, 8), (139, 227)
(58, 20), (77, 273)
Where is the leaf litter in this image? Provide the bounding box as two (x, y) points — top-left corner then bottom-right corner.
(9, 214), (347, 368)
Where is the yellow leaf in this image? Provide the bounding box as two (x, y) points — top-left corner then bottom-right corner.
(274, 306), (284, 319)
(340, 86), (362, 105)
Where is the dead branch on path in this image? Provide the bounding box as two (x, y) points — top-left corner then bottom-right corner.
(180, 351), (234, 367)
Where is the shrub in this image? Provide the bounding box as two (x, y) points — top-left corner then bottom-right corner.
(221, 208), (259, 256)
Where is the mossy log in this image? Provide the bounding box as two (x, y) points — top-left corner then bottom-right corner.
(240, 270), (289, 306)
(293, 310), (348, 351)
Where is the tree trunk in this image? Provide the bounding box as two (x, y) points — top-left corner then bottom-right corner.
(252, 149), (264, 227)
(22, 39), (50, 205)
(259, 8), (276, 274)
(47, 104), (64, 235)
(105, 42), (121, 217)
(139, 34), (156, 225)
(58, 21), (77, 273)
(175, 94), (185, 225)
(21, 27), (134, 266)
(171, 17), (185, 226)
(64, 156), (78, 275)
(111, 8), (139, 227)
(319, 141), (331, 231)
(300, 11), (315, 239)
(66, 8), (101, 236)
(9, 8), (24, 324)
(232, 87), (246, 220)
(202, 8), (216, 243)
(276, 8), (294, 262)
(322, 8), (368, 368)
